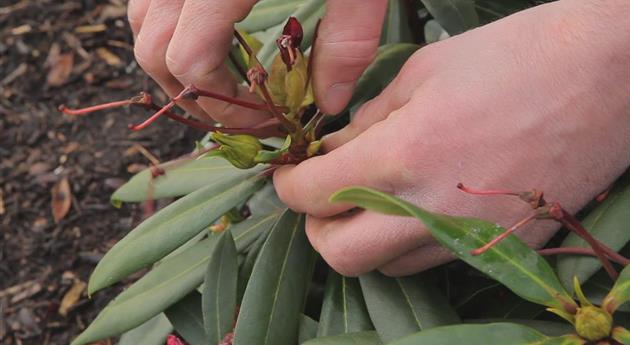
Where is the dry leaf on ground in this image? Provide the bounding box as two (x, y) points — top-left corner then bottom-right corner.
(51, 177), (72, 223)
(59, 279), (87, 316)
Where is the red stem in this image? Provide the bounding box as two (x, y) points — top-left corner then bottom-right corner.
(457, 183), (520, 197)
(471, 213), (537, 256)
(193, 87), (286, 112)
(554, 206), (619, 279)
(59, 99), (132, 115)
(538, 247), (629, 266)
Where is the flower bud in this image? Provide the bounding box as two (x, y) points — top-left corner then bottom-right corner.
(282, 17), (303, 47)
(212, 132), (262, 169)
(167, 335), (185, 345)
(276, 17), (304, 69)
(575, 306), (612, 341)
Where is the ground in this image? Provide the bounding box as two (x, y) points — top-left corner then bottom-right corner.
(1, 1), (198, 344)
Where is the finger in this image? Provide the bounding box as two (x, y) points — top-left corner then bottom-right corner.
(166, 0), (271, 127)
(127, 0), (151, 39)
(378, 243), (454, 277)
(314, 0), (388, 114)
(134, 0), (208, 120)
(305, 211), (433, 277)
(274, 121), (398, 217)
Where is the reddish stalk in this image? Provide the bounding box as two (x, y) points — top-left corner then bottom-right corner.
(538, 247), (630, 266)
(549, 204), (619, 279)
(458, 183), (623, 279)
(471, 213), (537, 255)
(233, 30), (296, 132)
(129, 99), (177, 130)
(59, 99), (132, 115)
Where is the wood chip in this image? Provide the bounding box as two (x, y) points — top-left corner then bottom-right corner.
(58, 280), (86, 316)
(10, 283), (42, 304)
(96, 47), (122, 66)
(74, 24), (107, 34)
(1, 62), (27, 86)
(10, 24), (31, 35)
(0, 189), (4, 215)
(51, 177), (72, 223)
(46, 53), (74, 87)
(0, 280), (37, 299)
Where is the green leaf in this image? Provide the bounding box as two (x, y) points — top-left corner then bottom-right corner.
(557, 177), (630, 290)
(331, 187), (577, 311)
(258, 0), (326, 68)
(237, 219), (273, 301)
(349, 44), (418, 115)
(302, 331), (383, 345)
(465, 319), (573, 337)
(359, 271), (459, 342)
(381, 0), (413, 45)
(317, 271), (373, 337)
(89, 175), (264, 294)
(247, 183), (285, 216)
(165, 291), (208, 345)
(420, 0), (479, 35)
(613, 326), (630, 345)
(71, 237), (218, 345)
(234, 210), (317, 345)
(389, 323), (546, 345)
(203, 231), (238, 345)
(118, 314), (172, 345)
(298, 314), (319, 344)
(603, 264), (630, 313)
(111, 157), (254, 203)
(236, 0), (304, 33)
(232, 212), (282, 253)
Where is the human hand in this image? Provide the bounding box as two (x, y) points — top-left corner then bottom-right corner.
(274, 0), (630, 276)
(127, 0), (388, 126)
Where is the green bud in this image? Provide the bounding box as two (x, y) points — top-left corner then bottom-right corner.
(575, 306), (612, 341)
(212, 132), (262, 169)
(306, 140), (321, 157)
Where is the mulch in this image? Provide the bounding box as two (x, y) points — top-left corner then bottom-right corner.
(1, 1), (199, 344)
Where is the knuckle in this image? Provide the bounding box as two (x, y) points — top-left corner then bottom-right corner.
(133, 42), (160, 75)
(165, 48), (190, 79)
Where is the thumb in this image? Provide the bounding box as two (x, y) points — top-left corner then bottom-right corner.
(314, 0), (388, 114)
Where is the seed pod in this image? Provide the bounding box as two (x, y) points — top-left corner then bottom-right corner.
(212, 132), (263, 169)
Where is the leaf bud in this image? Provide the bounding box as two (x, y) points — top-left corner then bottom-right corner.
(575, 306), (612, 341)
(212, 132), (262, 169)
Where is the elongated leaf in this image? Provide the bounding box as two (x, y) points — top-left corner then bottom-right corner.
(330, 187), (577, 311)
(420, 0), (479, 35)
(237, 219), (273, 301)
(359, 271), (459, 342)
(298, 314), (319, 344)
(247, 184), (285, 216)
(613, 326), (630, 345)
(381, 0), (413, 45)
(390, 323), (546, 345)
(232, 212), (281, 253)
(234, 210), (317, 345)
(317, 271), (373, 337)
(89, 175), (264, 294)
(603, 265), (630, 313)
(237, 0), (304, 32)
(558, 177), (630, 290)
(165, 291), (207, 345)
(111, 157), (254, 203)
(465, 319), (573, 337)
(303, 331), (382, 345)
(349, 44), (418, 114)
(118, 314), (172, 345)
(71, 237), (218, 345)
(203, 231), (238, 345)
(258, 0), (326, 68)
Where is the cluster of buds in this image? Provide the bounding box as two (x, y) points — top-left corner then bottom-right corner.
(59, 17), (326, 172)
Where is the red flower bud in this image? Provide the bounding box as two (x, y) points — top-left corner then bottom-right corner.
(167, 334), (185, 345)
(282, 17), (303, 48)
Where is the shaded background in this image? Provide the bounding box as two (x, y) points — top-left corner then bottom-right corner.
(1, 1), (199, 344)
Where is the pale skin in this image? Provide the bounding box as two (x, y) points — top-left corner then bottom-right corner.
(128, 0), (630, 276)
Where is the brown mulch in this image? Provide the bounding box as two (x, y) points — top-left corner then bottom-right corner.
(1, 1), (199, 344)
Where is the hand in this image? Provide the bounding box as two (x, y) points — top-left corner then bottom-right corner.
(274, 1), (630, 276)
(127, 0), (388, 126)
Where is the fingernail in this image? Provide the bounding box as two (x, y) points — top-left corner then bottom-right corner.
(324, 82), (354, 114)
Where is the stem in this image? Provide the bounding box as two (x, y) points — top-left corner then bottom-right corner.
(471, 213), (537, 255)
(554, 205), (619, 279)
(538, 247), (629, 266)
(192, 86), (286, 112)
(129, 99), (176, 130)
(59, 99), (132, 115)
(457, 183), (520, 197)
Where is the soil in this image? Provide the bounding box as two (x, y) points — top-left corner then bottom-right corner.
(1, 1), (198, 344)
